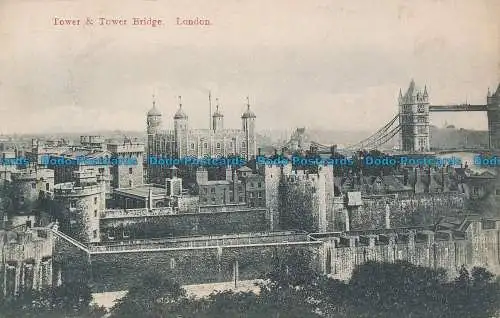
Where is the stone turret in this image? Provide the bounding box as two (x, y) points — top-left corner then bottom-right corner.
(398, 80), (430, 152)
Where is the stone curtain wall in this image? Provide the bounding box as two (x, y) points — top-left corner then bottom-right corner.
(100, 209), (269, 241)
(0, 229), (56, 297)
(323, 220), (500, 281)
(327, 237), (465, 281)
(279, 182), (316, 232)
(53, 233), (90, 285)
(350, 193), (465, 230)
(89, 244), (321, 293)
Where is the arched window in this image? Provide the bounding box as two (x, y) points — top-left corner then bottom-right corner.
(216, 143), (221, 149)
(241, 141), (246, 147)
(191, 143), (195, 149)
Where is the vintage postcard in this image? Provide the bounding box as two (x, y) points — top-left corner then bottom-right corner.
(0, 0), (499, 317)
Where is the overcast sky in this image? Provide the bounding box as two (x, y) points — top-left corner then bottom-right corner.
(0, 0), (498, 134)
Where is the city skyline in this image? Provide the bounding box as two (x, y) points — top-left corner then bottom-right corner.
(0, 0), (498, 134)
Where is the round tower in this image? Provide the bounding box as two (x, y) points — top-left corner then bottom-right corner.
(241, 97), (257, 160)
(174, 96), (189, 157)
(146, 98), (162, 135)
(212, 99), (224, 131)
(53, 170), (105, 243)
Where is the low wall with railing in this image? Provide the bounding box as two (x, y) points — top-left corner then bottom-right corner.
(101, 207), (175, 219)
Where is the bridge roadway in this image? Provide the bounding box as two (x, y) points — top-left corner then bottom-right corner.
(429, 104), (488, 112)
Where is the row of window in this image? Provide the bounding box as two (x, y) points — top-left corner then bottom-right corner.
(201, 183), (262, 194)
(201, 191), (264, 202)
(202, 196), (245, 203)
(248, 191), (264, 198)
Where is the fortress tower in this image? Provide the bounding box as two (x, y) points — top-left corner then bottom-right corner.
(53, 169), (106, 243)
(146, 94), (258, 182)
(107, 140), (144, 189)
(10, 168), (54, 214)
(174, 96), (189, 158)
(398, 80), (430, 152)
(241, 98), (257, 160)
(487, 84), (500, 149)
(212, 99), (224, 131)
(146, 98), (162, 136)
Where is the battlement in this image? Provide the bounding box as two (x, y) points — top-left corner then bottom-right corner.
(11, 168), (54, 181)
(284, 173), (322, 184)
(53, 182), (103, 196)
(310, 217), (496, 246)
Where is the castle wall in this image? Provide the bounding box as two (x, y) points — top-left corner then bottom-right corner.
(99, 209), (270, 241)
(264, 165), (281, 231)
(278, 166), (335, 232)
(349, 193), (465, 230)
(88, 242), (321, 292)
(318, 219), (500, 280)
(44, 218), (500, 294)
(0, 228), (56, 297)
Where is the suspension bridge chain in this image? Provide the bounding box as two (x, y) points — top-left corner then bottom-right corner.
(361, 125), (401, 151)
(345, 114), (400, 150)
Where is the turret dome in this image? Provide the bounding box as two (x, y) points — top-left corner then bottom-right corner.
(174, 96), (188, 119)
(241, 105), (256, 119)
(147, 101), (161, 116)
(174, 106), (188, 119)
(213, 105), (224, 118)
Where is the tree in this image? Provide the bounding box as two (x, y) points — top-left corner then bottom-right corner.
(110, 271), (187, 318)
(447, 266), (500, 318)
(0, 282), (106, 318)
(348, 261), (448, 317)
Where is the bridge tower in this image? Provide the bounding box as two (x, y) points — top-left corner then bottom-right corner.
(398, 80), (430, 152)
(487, 84), (500, 149)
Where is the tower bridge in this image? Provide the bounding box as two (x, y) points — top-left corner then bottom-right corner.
(290, 81), (500, 154)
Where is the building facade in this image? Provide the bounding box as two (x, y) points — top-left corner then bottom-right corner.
(147, 97), (257, 183)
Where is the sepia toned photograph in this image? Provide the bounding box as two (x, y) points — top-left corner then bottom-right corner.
(0, 0), (499, 317)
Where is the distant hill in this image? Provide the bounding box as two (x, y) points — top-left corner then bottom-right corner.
(11, 127), (489, 152)
(430, 126), (488, 150)
(256, 127), (489, 151)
